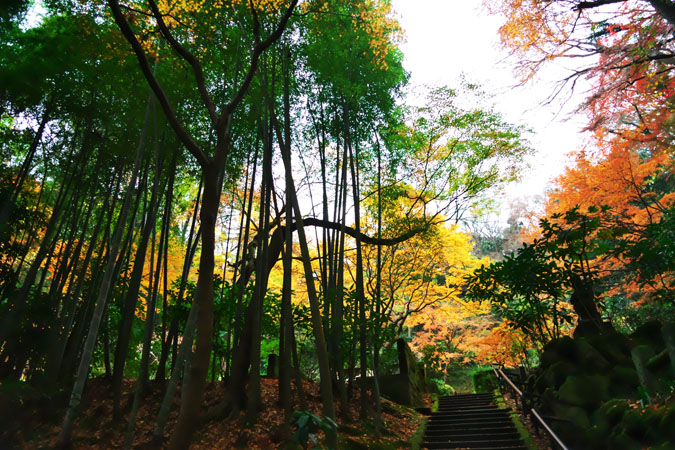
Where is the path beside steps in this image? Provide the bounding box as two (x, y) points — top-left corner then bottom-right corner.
(422, 393), (528, 450)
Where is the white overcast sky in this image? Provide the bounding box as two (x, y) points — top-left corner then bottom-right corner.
(391, 0), (594, 213)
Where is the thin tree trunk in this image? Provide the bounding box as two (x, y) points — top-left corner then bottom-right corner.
(124, 151), (168, 449)
(56, 93), (151, 449)
(156, 177), (202, 382)
(0, 105), (50, 236)
(245, 118), (273, 424)
(112, 152), (164, 420)
(273, 106), (337, 448)
(278, 48), (293, 431)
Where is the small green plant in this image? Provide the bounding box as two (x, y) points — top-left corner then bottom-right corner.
(637, 385), (652, 407)
(429, 377), (455, 396)
(291, 410), (338, 450)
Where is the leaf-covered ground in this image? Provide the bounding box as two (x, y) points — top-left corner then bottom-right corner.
(8, 376), (425, 449)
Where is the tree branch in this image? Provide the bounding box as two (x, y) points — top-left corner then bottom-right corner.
(289, 217), (433, 246)
(223, 0), (298, 118)
(107, 0), (209, 168)
(574, 0), (626, 11)
(146, 0), (219, 127)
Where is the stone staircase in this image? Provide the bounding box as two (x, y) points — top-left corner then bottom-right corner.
(422, 393), (528, 450)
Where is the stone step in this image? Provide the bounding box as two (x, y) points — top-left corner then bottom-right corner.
(437, 403), (497, 410)
(425, 425), (518, 434)
(425, 438), (523, 448)
(422, 443), (527, 450)
(433, 408), (508, 415)
(438, 400), (497, 406)
(424, 429), (519, 441)
(428, 417), (514, 426)
(424, 394), (526, 450)
(441, 393), (493, 398)
(423, 431), (520, 441)
(431, 412), (511, 421)
(437, 403), (496, 409)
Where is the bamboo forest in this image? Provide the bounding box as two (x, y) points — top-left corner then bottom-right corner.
(1, 0), (674, 449)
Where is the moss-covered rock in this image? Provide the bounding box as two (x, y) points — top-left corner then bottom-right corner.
(586, 424), (610, 450)
(591, 399), (630, 430)
(586, 331), (630, 365)
(528, 324), (675, 450)
(658, 402), (675, 441)
(646, 349), (670, 373)
(577, 338), (612, 373)
(547, 360), (579, 388)
(551, 402), (590, 429)
(620, 408), (649, 440)
(608, 366), (640, 397)
(607, 430), (643, 450)
(630, 320), (665, 349)
(557, 374), (610, 409)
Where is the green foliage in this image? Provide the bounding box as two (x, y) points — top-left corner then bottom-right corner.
(465, 205), (620, 343)
(427, 377), (455, 396)
(291, 410), (338, 450)
(471, 369), (498, 393)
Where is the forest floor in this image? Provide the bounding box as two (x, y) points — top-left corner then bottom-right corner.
(6, 376), (426, 449)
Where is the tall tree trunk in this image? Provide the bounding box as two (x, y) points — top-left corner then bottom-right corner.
(0, 104), (50, 236)
(44, 177), (117, 382)
(245, 117), (273, 424)
(56, 94), (151, 449)
(156, 176), (202, 382)
(274, 107), (337, 448)
(124, 154), (168, 449)
(278, 48), (293, 431)
(112, 153), (164, 420)
(167, 158), (222, 449)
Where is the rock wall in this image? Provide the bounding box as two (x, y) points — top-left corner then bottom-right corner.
(528, 320), (675, 449)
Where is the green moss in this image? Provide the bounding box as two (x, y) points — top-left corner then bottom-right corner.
(592, 399), (630, 429)
(577, 338), (611, 373)
(658, 402), (675, 441)
(621, 408), (649, 440)
(493, 393), (537, 450)
(609, 366), (640, 397)
(646, 349), (670, 373)
(551, 402), (590, 429)
(607, 430), (643, 450)
(408, 416), (427, 450)
(557, 374), (610, 409)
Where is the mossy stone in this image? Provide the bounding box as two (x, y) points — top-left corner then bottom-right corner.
(549, 360), (579, 388)
(658, 403), (675, 441)
(556, 336), (578, 358)
(577, 338), (611, 373)
(539, 348), (561, 369)
(585, 424), (609, 450)
(646, 348), (670, 373)
(558, 374), (610, 409)
(631, 320), (665, 349)
(608, 430), (643, 450)
(541, 336), (577, 367)
(621, 408), (649, 440)
(551, 402), (590, 429)
(587, 331), (631, 365)
(592, 399), (630, 429)
(609, 366), (640, 397)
